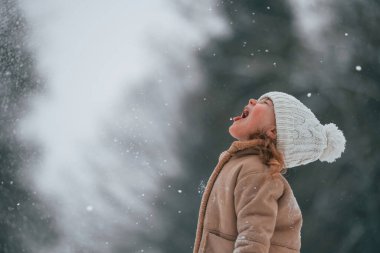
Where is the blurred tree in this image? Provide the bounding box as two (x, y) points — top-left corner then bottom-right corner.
(165, 0), (302, 252)
(0, 0), (58, 252)
(290, 1), (380, 252)
(166, 0), (380, 252)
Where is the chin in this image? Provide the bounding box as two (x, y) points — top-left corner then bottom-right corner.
(228, 128), (236, 139)
(228, 127), (241, 140)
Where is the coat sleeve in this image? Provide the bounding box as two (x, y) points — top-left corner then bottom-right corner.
(233, 171), (284, 253)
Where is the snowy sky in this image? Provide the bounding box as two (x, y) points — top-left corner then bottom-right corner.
(16, 1), (229, 252)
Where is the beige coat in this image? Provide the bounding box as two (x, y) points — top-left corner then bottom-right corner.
(193, 139), (303, 253)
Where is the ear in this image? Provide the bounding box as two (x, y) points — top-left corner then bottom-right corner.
(266, 126), (277, 140)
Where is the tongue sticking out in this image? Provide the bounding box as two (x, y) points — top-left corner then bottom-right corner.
(232, 115), (242, 122)
(231, 108), (248, 122)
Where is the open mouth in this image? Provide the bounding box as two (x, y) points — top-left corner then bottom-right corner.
(233, 108), (249, 122)
(241, 108), (249, 118)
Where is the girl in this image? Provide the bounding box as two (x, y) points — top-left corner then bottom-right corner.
(193, 91), (346, 253)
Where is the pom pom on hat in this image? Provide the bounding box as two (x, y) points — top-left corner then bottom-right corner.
(258, 91), (347, 168)
(319, 123), (346, 163)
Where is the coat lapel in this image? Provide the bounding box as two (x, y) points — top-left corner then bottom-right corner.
(193, 139), (265, 253)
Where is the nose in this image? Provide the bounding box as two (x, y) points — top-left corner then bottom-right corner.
(249, 98), (257, 105)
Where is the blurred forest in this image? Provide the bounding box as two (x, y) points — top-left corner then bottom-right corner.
(1, 0), (380, 253)
(0, 1), (59, 253)
(174, 1), (380, 253)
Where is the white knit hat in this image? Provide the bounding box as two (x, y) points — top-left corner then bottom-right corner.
(258, 91), (346, 168)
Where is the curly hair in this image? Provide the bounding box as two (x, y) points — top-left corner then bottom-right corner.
(248, 130), (288, 176)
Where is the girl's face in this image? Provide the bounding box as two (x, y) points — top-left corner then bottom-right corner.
(229, 97), (276, 141)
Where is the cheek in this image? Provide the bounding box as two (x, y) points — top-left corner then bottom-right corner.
(247, 107), (270, 126)
(246, 117), (257, 129)
(250, 107), (266, 120)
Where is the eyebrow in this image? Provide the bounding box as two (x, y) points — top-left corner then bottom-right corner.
(260, 98), (273, 106)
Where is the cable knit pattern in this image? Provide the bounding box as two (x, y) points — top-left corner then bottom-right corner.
(258, 91), (346, 168)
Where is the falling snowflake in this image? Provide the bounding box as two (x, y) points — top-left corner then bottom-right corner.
(198, 179), (206, 195)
